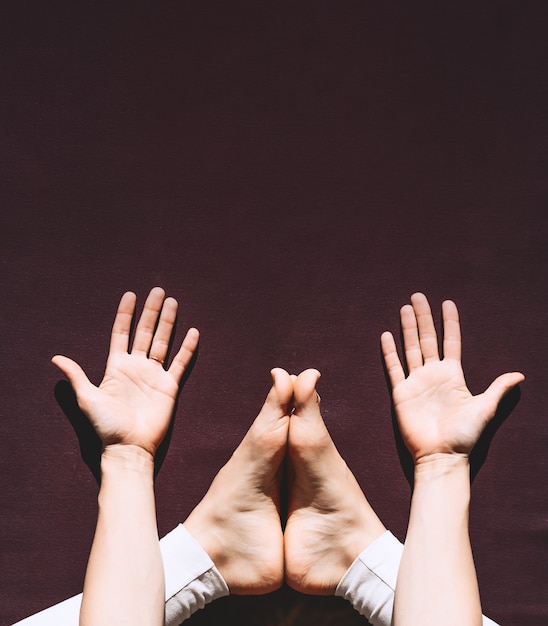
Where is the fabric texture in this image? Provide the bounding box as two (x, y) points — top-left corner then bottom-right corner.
(336, 531), (499, 626)
(165, 525), (229, 626)
(14, 528), (500, 626)
(12, 525), (228, 626)
(4, 8), (546, 625)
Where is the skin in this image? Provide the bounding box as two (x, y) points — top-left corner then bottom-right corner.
(52, 286), (521, 625)
(52, 287), (199, 626)
(185, 368), (387, 596)
(284, 369), (387, 594)
(381, 293), (524, 626)
(53, 286), (385, 608)
(183, 367), (293, 594)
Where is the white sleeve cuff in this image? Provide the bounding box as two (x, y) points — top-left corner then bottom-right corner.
(164, 524), (229, 625)
(335, 530), (499, 626)
(12, 525), (229, 626)
(335, 530), (402, 626)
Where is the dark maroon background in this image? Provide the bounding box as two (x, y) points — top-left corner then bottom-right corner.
(2, 2), (547, 624)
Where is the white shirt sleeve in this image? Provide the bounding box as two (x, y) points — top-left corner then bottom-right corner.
(12, 525), (229, 626)
(335, 530), (499, 626)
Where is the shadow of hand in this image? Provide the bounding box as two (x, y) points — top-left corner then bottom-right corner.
(54, 380), (102, 483)
(54, 378), (185, 483)
(390, 385), (522, 487)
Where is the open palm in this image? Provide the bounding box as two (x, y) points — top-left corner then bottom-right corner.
(381, 293), (523, 464)
(52, 288), (199, 457)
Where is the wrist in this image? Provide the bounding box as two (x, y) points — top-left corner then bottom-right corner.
(101, 444), (155, 475)
(413, 453), (471, 485)
(410, 454), (473, 543)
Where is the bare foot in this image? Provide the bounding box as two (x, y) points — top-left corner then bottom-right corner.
(284, 369), (386, 595)
(184, 368), (293, 594)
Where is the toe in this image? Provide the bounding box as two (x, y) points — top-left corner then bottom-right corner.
(290, 369), (332, 454)
(248, 369), (292, 446)
(293, 369), (321, 415)
(265, 368), (294, 412)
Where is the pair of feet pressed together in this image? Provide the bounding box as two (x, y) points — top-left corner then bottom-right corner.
(184, 365), (386, 597)
(50, 287), (523, 626)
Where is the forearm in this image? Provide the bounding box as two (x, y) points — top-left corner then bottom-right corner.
(80, 445), (164, 626)
(394, 455), (482, 626)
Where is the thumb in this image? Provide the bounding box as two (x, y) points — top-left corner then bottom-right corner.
(52, 355), (95, 401)
(482, 371), (525, 417)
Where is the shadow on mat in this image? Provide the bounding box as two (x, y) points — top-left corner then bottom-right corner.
(186, 586), (371, 625)
(54, 343), (199, 484)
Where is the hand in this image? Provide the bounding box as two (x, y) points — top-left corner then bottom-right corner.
(52, 287), (199, 458)
(381, 293), (524, 464)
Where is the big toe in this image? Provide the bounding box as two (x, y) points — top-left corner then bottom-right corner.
(251, 368), (293, 433)
(293, 369), (322, 419)
(266, 367), (293, 410)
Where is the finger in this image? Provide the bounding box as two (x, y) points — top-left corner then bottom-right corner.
(51, 355), (95, 400)
(168, 327), (200, 384)
(442, 299), (461, 361)
(131, 287), (166, 355)
(293, 369), (322, 418)
(481, 371), (525, 419)
(149, 296), (178, 365)
(411, 292), (439, 363)
(401, 303), (423, 371)
(381, 331), (405, 387)
(109, 291), (137, 354)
